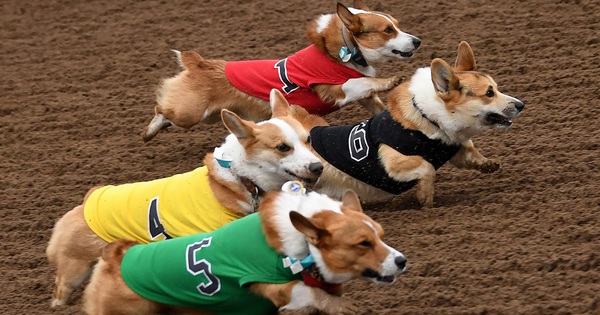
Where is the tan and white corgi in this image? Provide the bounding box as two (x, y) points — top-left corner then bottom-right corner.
(46, 90), (323, 307)
(142, 0), (420, 141)
(82, 184), (406, 315)
(310, 41), (524, 207)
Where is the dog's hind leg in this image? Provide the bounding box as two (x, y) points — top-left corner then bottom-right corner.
(47, 205), (104, 307)
(142, 108), (173, 142)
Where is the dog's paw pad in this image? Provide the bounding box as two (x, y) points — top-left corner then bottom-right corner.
(480, 160), (501, 173)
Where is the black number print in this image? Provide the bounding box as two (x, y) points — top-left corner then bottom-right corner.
(186, 237), (221, 296)
(274, 58), (299, 94)
(147, 197), (172, 240)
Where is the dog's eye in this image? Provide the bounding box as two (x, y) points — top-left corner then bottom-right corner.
(276, 143), (291, 152)
(485, 86), (495, 98)
(384, 27), (394, 34)
(306, 135), (311, 144)
(357, 240), (373, 248)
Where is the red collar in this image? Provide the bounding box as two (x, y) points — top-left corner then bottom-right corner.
(301, 264), (343, 295)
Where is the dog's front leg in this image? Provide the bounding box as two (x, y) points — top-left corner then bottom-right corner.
(337, 76), (400, 105)
(356, 93), (386, 115)
(450, 140), (500, 173)
(379, 145), (436, 207)
(250, 281), (358, 315)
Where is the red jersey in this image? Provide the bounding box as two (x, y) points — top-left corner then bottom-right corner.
(225, 45), (365, 116)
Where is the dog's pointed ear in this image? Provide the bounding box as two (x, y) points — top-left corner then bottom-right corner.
(431, 58), (460, 96)
(177, 50), (203, 70)
(270, 89), (291, 118)
(353, 0), (370, 10)
(454, 41), (476, 71)
(289, 211), (327, 245)
(221, 109), (255, 139)
(337, 3), (362, 33)
(341, 190), (363, 213)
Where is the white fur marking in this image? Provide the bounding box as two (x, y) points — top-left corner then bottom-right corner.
(316, 14), (333, 34)
(281, 283), (315, 311)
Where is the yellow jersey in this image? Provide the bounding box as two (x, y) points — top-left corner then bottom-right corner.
(83, 166), (243, 243)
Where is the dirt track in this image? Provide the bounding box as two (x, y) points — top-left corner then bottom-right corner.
(1, 0), (599, 314)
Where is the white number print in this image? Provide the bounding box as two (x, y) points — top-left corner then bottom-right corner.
(348, 122), (369, 162)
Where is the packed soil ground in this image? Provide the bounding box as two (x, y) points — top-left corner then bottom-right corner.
(1, 0), (599, 314)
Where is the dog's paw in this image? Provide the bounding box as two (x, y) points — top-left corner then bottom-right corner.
(321, 297), (359, 315)
(389, 75), (403, 88)
(478, 159), (501, 173)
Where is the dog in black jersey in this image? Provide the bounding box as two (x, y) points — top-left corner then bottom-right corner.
(310, 41), (524, 207)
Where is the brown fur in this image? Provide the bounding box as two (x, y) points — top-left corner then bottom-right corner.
(82, 190), (403, 315)
(46, 93), (322, 307)
(315, 41), (524, 207)
(142, 0), (419, 141)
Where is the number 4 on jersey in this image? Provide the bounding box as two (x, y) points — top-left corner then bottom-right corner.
(148, 197), (172, 240)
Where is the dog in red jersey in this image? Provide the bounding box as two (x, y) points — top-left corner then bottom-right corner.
(142, 0), (420, 141)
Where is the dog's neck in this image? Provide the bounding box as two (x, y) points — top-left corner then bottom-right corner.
(261, 191), (354, 284)
(306, 13), (377, 77)
(404, 67), (479, 144)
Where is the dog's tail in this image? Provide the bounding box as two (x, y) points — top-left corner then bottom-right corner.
(171, 49), (205, 70)
(101, 239), (138, 268)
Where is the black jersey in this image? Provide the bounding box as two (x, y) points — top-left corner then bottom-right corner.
(310, 110), (461, 195)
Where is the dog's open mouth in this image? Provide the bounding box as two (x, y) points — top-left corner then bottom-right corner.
(285, 170), (319, 186)
(485, 112), (512, 127)
(375, 275), (396, 283)
(392, 49), (413, 58)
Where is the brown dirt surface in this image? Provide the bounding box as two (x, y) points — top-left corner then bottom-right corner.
(1, 0), (599, 314)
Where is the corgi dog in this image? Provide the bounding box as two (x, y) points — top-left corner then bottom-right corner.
(46, 90), (323, 307)
(310, 41), (525, 207)
(142, 0), (421, 141)
(82, 184), (407, 315)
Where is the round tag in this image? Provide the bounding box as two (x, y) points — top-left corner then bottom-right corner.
(281, 180), (305, 195)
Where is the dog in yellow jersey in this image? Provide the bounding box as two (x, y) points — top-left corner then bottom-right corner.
(46, 90), (324, 307)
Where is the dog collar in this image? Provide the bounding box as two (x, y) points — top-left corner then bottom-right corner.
(412, 96), (440, 129)
(239, 177), (264, 212)
(213, 146), (232, 168)
(283, 255), (341, 294)
(340, 25), (368, 68)
(301, 263), (343, 295)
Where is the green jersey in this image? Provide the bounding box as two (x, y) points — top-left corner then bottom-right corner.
(120, 213), (302, 315)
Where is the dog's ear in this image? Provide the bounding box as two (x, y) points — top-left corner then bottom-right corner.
(431, 58), (461, 97)
(337, 3), (362, 33)
(289, 211), (328, 245)
(270, 89), (291, 118)
(221, 109), (255, 139)
(353, 0), (370, 10)
(454, 41), (476, 71)
(341, 190), (363, 213)
(176, 50), (203, 70)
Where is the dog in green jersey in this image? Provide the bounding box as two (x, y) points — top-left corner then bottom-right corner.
(83, 183), (406, 315)
(47, 90), (325, 308)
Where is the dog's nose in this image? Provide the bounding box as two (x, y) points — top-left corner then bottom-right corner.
(514, 100), (525, 112)
(308, 162), (323, 175)
(394, 255), (407, 270)
(412, 37), (421, 49)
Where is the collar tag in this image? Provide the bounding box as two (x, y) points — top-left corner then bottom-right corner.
(213, 146), (232, 168)
(285, 255), (314, 274)
(281, 180), (306, 195)
(338, 46), (354, 63)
